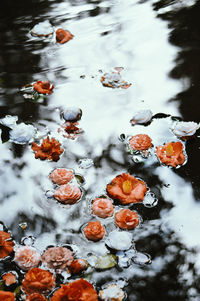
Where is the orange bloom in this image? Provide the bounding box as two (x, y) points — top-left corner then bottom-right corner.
(33, 81), (54, 94)
(49, 168), (74, 185)
(129, 134), (152, 151)
(0, 231), (14, 259)
(22, 267), (56, 295)
(26, 293), (48, 301)
(92, 198), (114, 218)
(69, 259), (88, 274)
(155, 141), (185, 167)
(115, 209), (139, 230)
(56, 28), (74, 44)
(54, 184), (82, 204)
(83, 221), (106, 242)
(2, 272), (17, 286)
(51, 278), (98, 301)
(0, 291), (15, 301)
(32, 136), (64, 161)
(107, 173), (147, 205)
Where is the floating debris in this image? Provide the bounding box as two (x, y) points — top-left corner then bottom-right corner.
(33, 81), (54, 95)
(32, 136), (64, 161)
(132, 252), (151, 265)
(115, 209), (140, 230)
(9, 123), (36, 144)
(18, 222), (28, 230)
(101, 70), (131, 89)
(30, 20), (54, 37)
(172, 121), (199, 138)
(99, 284), (126, 301)
(56, 28), (74, 44)
(107, 173), (147, 205)
(130, 109), (153, 125)
(143, 192), (158, 208)
(116, 251), (130, 268)
(58, 121), (83, 139)
(96, 254), (117, 270)
(155, 141), (186, 168)
(0, 115), (18, 129)
(129, 134), (152, 151)
(42, 246), (74, 271)
(53, 183), (82, 204)
(49, 168), (74, 186)
(60, 107), (82, 122)
(105, 230), (133, 251)
(14, 246), (41, 271)
(83, 221), (106, 242)
(78, 158), (94, 169)
(118, 133), (126, 142)
(92, 198), (114, 218)
(75, 174), (85, 185)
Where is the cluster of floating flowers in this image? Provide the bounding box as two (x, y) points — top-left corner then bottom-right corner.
(127, 109), (200, 167)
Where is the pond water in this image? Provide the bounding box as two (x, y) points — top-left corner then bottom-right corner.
(0, 0), (200, 300)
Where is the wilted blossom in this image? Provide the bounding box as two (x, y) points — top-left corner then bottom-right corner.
(0, 291), (15, 301)
(155, 141), (186, 167)
(33, 81), (54, 95)
(14, 246), (41, 271)
(31, 136), (64, 161)
(31, 20), (54, 37)
(22, 267), (56, 295)
(92, 198), (114, 218)
(105, 230), (133, 251)
(0, 231), (14, 259)
(49, 168), (74, 185)
(115, 209), (140, 230)
(83, 221), (106, 242)
(69, 259), (88, 274)
(129, 134), (152, 151)
(172, 121), (199, 138)
(53, 183), (82, 204)
(41, 246), (74, 271)
(9, 123), (36, 144)
(56, 28), (74, 44)
(107, 173), (147, 205)
(130, 109), (153, 125)
(99, 284), (125, 301)
(51, 278), (98, 301)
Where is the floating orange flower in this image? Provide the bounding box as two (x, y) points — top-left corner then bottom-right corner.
(92, 198), (114, 218)
(69, 259), (88, 274)
(106, 173), (147, 205)
(83, 221), (106, 242)
(31, 136), (64, 161)
(155, 141), (186, 167)
(54, 183), (82, 204)
(56, 28), (74, 44)
(51, 278), (98, 301)
(42, 246), (74, 271)
(49, 168), (74, 185)
(0, 291), (15, 301)
(115, 209), (139, 230)
(22, 267), (56, 295)
(26, 293), (48, 301)
(129, 134), (152, 151)
(0, 231), (14, 259)
(33, 81), (54, 94)
(2, 272), (17, 286)
(14, 246), (41, 271)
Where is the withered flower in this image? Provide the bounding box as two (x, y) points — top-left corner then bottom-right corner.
(42, 246), (74, 271)
(56, 28), (74, 44)
(31, 136), (64, 161)
(33, 81), (54, 95)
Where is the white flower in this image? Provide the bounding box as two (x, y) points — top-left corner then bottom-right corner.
(99, 284), (125, 301)
(0, 115), (18, 129)
(105, 230), (133, 251)
(130, 109), (153, 125)
(172, 121), (199, 137)
(9, 123), (36, 144)
(31, 20), (54, 37)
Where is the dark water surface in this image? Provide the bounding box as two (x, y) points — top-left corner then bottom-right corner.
(1, 0), (200, 300)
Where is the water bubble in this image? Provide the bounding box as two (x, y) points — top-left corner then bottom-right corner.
(45, 190), (54, 198)
(143, 192), (158, 208)
(78, 158), (94, 169)
(18, 223), (27, 230)
(21, 236), (35, 246)
(132, 252), (151, 265)
(118, 134), (126, 142)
